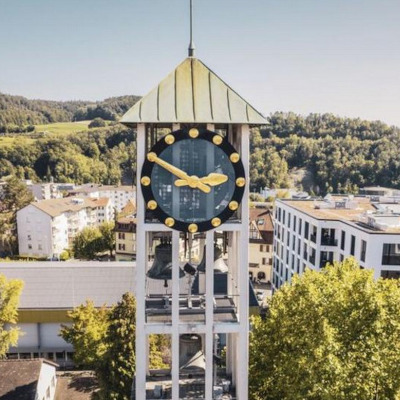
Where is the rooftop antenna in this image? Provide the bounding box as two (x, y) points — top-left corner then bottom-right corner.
(188, 0), (196, 57)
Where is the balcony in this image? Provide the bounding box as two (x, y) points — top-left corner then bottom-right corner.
(321, 237), (338, 246)
(310, 233), (317, 243)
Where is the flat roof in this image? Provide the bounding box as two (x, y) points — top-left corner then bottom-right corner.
(278, 198), (400, 234)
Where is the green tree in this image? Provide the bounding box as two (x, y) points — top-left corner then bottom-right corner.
(89, 118), (107, 128)
(249, 258), (400, 400)
(99, 221), (115, 256)
(72, 227), (102, 260)
(0, 274), (23, 358)
(98, 293), (136, 400)
(60, 300), (109, 368)
(0, 176), (34, 255)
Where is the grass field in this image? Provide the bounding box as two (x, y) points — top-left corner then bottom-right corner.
(0, 136), (36, 147)
(34, 121), (91, 136)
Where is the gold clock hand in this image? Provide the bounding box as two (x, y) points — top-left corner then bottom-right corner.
(147, 152), (211, 193)
(175, 173), (228, 187)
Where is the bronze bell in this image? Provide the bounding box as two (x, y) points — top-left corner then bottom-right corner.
(179, 334), (206, 374)
(197, 245), (228, 273)
(147, 243), (185, 285)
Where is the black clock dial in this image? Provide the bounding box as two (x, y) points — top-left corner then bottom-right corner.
(141, 127), (245, 232)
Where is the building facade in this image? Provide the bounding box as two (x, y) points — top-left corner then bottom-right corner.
(273, 195), (400, 291)
(1, 263), (135, 366)
(115, 217), (136, 261)
(69, 184), (136, 212)
(17, 197), (113, 258)
(249, 208), (274, 283)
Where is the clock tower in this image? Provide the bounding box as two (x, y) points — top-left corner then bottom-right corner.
(121, 9), (266, 399)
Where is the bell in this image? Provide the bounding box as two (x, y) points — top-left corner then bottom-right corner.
(179, 334), (206, 373)
(147, 243), (185, 285)
(197, 245), (228, 273)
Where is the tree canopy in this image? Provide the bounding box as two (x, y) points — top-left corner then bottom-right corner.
(249, 258), (400, 400)
(72, 222), (115, 260)
(0, 274), (23, 358)
(60, 293), (168, 400)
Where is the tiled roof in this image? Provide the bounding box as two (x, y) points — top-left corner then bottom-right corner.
(27, 197), (110, 218)
(0, 359), (56, 400)
(120, 57), (267, 125)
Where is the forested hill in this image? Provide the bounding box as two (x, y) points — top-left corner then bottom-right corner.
(0, 93), (140, 132)
(251, 112), (400, 194)
(0, 102), (399, 195)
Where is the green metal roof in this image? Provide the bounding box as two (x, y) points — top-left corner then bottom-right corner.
(120, 57), (266, 125)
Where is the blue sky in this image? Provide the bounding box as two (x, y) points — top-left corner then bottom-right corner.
(0, 0), (399, 126)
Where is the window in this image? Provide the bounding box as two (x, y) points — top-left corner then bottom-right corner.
(320, 251), (334, 268)
(382, 244), (400, 265)
(292, 234), (295, 250)
(298, 218), (302, 235)
(340, 254), (344, 262)
(259, 245), (263, 252)
(350, 235), (356, 256)
(297, 238), (301, 256)
(305, 222), (309, 239)
(288, 212), (291, 228)
(28, 244), (32, 250)
(381, 270), (400, 279)
(341, 230), (346, 251)
(360, 240), (367, 262)
(303, 243), (308, 260)
(262, 257), (267, 265)
(283, 210), (286, 224)
(293, 216), (297, 232)
(27, 235), (31, 241)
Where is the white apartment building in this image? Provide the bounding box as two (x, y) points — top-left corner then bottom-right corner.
(25, 181), (75, 201)
(69, 184), (136, 212)
(273, 195), (400, 290)
(17, 197), (112, 258)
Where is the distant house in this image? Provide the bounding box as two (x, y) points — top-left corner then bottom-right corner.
(68, 184), (136, 213)
(115, 216), (136, 261)
(249, 208), (274, 282)
(17, 197), (113, 258)
(0, 359), (58, 400)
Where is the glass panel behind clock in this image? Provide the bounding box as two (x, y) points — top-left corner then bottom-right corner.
(151, 139), (236, 223)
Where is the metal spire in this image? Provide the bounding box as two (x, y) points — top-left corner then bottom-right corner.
(188, 0), (196, 57)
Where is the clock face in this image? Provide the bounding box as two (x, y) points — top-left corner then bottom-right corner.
(141, 127), (245, 232)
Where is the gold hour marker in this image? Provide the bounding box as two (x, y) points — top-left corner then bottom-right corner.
(147, 200), (157, 210)
(213, 135), (223, 145)
(164, 134), (175, 145)
(211, 217), (221, 227)
(188, 223), (198, 233)
(236, 177), (246, 187)
(229, 201), (239, 211)
(165, 217), (175, 227)
(141, 176), (151, 186)
(230, 153), (240, 163)
(147, 152), (157, 162)
(189, 128), (199, 138)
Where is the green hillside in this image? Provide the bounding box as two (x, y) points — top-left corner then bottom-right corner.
(0, 93), (140, 133)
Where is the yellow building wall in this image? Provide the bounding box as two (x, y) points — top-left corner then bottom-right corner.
(249, 243), (273, 282)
